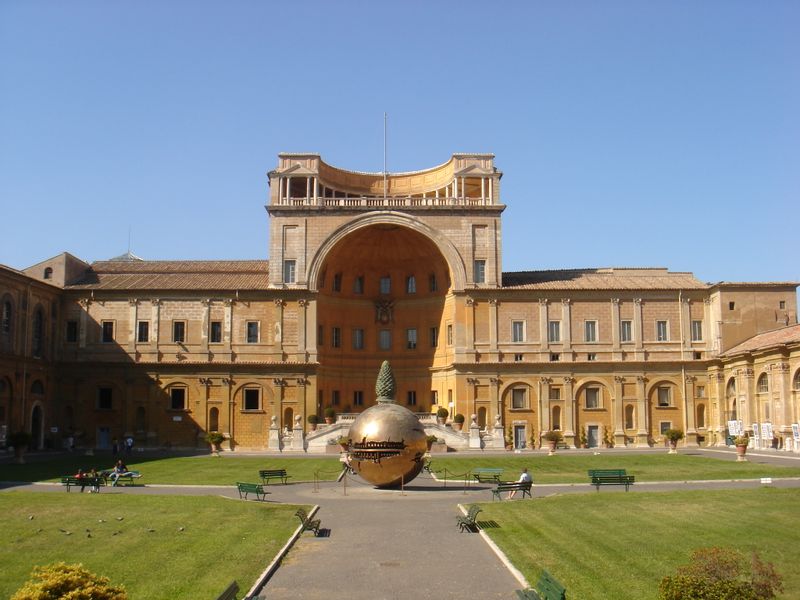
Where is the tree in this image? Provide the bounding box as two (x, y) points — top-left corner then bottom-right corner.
(659, 547), (783, 600)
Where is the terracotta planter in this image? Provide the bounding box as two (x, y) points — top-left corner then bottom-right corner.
(736, 444), (748, 462)
(547, 440), (557, 455)
(325, 417), (334, 425)
(668, 441), (678, 454)
(453, 422), (463, 432)
(436, 417), (446, 425)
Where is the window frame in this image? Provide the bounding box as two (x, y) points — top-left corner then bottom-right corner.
(584, 320), (598, 343)
(379, 276), (391, 295)
(407, 390), (417, 406)
(332, 273), (342, 292)
(136, 320), (149, 343)
(331, 326), (342, 348)
(353, 275), (364, 295)
(246, 321), (259, 344)
(429, 273), (438, 292)
(97, 387), (113, 410)
(210, 321), (222, 344)
(172, 320), (186, 344)
(620, 319), (632, 343)
(282, 259), (296, 284)
(379, 329), (392, 350)
(473, 259), (486, 284)
(65, 320), (79, 343)
(691, 320), (703, 342)
(429, 326), (438, 348)
(657, 386), (672, 407)
(353, 390), (364, 406)
(548, 320), (561, 343)
(243, 388), (261, 411)
(511, 388), (527, 410)
(101, 320), (115, 344)
(170, 387), (187, 411)
(512, 320), (525, 343)
(406, 275), (416, 294)
(656, 320), (669, 342)
(352, 328), (364, 350)
(585, 387), (601, 409)
(406, 328), (417, 350)
(756, 374), (769, 394)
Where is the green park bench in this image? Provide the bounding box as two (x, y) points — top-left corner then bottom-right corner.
(457, 504), (483, 532)
(472, 468), (504, 483)
(295, 508), (321, 536)
(516, 569), (567, 600)
(589, 471), (635, 491)
(587, 469), (627, 478)
(61, 476), (105, 492)
(236, 482), (268, 501)
(259, 468), (291, 484)
(492, 480), (532, 501)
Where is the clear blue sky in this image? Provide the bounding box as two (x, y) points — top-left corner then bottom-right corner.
(1, 1), (798, 284)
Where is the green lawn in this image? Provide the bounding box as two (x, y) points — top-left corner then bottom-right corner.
(0, 492), (305, 599)
(0, 454), (344, 485)
(429, 453), (800, 483)
(478, 488), (799, 600)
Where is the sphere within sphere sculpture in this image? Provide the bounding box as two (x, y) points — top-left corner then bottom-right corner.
(347, 361), (428, 488)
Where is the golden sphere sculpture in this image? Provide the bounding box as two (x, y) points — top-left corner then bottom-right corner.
(346, 361), (428, 488)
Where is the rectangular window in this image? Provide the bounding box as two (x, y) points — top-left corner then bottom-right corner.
(728, 301), (735, 310)
(283, 259), (296, 283)
(511, 388), (526, 409)
(353, 276), (364, 294)
(406, 276), (416, 294)
(587, 353), (597, 361)
(243, 388), (260, 411)
(512, 320), (525, 343)
(429, 273), (438, 292)
(407, 390), (417, 406)
(620, 320), (632, 343)
(691, 320), (703, 342)
(317, 325), (324, 346)
(696, 385), (705, 398)
(331, 390), (340, 406)
(585, 387), (600, 409)
(779, 300), (786, 309)
(379, 329), (392, 350)
(173, 321), (186, 343)
(550, 353), (560, 362)
(353, 390), (364, 406)
(170, 388), (186, 410)
(352, 328), (364, 350)
(548, 321), (561, 343)
(101, 321), (114, 343)
(584, 320), (597, 342)
(431, 390), (438, 406)
(429, 326), (438, 348)
(210, 321), (222, 343)
(514, 353), (523, 362)
(473, 259), (486, 284)
(66, 320), (78, 343)
(406, 328), (417, 349)
(137, 321), (149, 343)
(246, 321), (259, 344)
(97, 387), (113, 410)
(446, 323), (453, 346)
(380, 276), (391, 295)
(656, 321), (669, 341)
(332, 327), (341, 348)
(332, 273), (342, 292)
(549, 387), (561, 401)
(657, 387), (671, 407)
(660, 421), (671, 435)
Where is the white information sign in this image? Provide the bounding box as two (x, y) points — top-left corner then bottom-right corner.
(752, 423), (760, 439)
(727, 420), (741, 436)
(792, 424), (800, 442)
(762, 423), (773, 441)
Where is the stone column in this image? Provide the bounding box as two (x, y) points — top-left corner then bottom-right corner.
(563, 376), (575, 447)
(636, 375), (649, 447)
(489, 377), (500, 431)
(611, 298), (621, 360)
(712, 371), (726, 446)
(561, 299), (572, 357)
(488, 298), (499, 361)
(613, 376), (625, 445)
(633, 298), (644, 360)
(684, 375), (697, 445)
(775, 363), (792, 440)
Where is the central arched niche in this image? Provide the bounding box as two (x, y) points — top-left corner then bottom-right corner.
(315, 223), (450, 417)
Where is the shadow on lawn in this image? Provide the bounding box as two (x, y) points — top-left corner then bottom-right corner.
(0, 449), (212, 486)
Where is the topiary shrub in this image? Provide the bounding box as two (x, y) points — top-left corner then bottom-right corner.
(436, 407), (449, 419)
(307, 414), (319, 425)
(659, 547), (783, 600)
(453, 413), (465, 424)
(324, 407), (336, 420)
(12, 562), (127, 600)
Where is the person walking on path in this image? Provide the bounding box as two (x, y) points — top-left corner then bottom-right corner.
(508, 467), (532, 499)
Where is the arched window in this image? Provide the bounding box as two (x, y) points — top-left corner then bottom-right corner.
(794, 370), (800, 391)
(697, 404), (706, 428)
(625, 404), (635, 429)
(726, 378), (736, 398)
(43, 267), (53, 279)
(1, 300), (12, 335)
(552, 406), (561, 431)
(757, 373), (769, 393)
(477, 406), (487, 429)
(32, 307), (44, 358)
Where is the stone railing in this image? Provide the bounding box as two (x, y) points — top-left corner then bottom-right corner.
(275, 196), (496, 209)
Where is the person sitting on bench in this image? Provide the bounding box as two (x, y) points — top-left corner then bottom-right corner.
(110, 459), (129, 486)
(508, 467), (532, 499)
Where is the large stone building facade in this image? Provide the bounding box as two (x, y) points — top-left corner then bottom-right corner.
(2, 153), (799, 452)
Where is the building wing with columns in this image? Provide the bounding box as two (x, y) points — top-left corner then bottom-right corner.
(1, 153), (798, 452)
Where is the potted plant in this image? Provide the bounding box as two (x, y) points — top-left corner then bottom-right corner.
(204, 431), (224, 455)
(436, 407), (449, 425)
(324, 407), (336, 425)
(529, 430), (537, 450)
(734, 434), (749, 461)
(7, 431), (32, 464)
(505, 428), (514, 450)
(543, 430), (563, 455)
(307, 414), (319, 431)
(452, 413), (465, 431)
(602, 425), (614, 449)
(336, 435), (351, 450)
(664, 428), (684, 454)
(579, 426), (588, 448)
(426, 434), (438, 451)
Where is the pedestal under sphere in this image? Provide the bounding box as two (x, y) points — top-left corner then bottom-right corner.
(347, 402), (427, 488)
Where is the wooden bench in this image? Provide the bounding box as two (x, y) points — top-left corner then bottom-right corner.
(237, 482), (268, 501)
(590, 474), (635, 491)
(587, 469), (627, 478)
(295, 508), (321, 536)
(259, 468), (291, 485)
(61, 476), (105, 492)
(472, 468), (504, 483)
(457, 504), (483, 532)
(215, 580), (239, 600)
(492, 481), (532, 501)
(516, 569), (567, 600)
